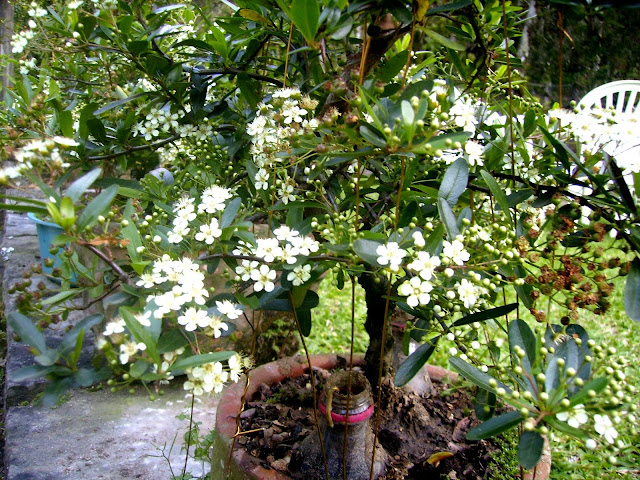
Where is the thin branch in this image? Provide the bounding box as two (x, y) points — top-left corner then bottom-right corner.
(186, 68), (284, 87)
(86, 134), (181, 161)
(82, 244), (132, 284)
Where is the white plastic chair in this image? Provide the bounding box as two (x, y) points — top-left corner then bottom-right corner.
(579, 80), (640, 113)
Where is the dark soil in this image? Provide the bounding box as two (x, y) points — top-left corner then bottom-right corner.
(236, 363), (498, 479)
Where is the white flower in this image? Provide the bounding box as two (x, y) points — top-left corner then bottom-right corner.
(251, 264), (276, 292)
(204, 314), (228, 338)
(398, 276), (433, 307)
(177, 307), (210, 331)
(407, 251), (441, 280)
(585, 438), (597, 450)
(103, 318), (125, 336)
(465, 140), (484, 167)
(119, 340), (146, 364)
(376, 242), (406, 272)
(274, 225), (300, 242)
(136, 272), (156, 288)
(199, 186), (232, 213)
(254, 168), (270, 190)
(457, 279), (478, 309)
(236, 259), (258, 281)
(228, 354), (243, 382)
(134, 311), (152, 327)
(290, 236), (319, 256)
(255, 237), (283, 263)
(442, 239), (470, 265)
(195, 218), (222, 244)
(412, 231), (426, 248)
(594, 414), (618, 444)
(216, 300), (242, 319)
(287, 264), (311, 286)
(556, 404), (589, 428)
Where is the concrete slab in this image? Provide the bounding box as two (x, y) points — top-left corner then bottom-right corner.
(4, 385), (220, 480)
(1, 204), (223, 480)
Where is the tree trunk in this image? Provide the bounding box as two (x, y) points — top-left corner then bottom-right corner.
(0, 0), (14, 102)
(359, 272), (395, 394)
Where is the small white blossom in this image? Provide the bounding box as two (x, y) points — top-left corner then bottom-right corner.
(376, 242), (406, 272)
(251, 264), (276, 292)
(216, 300), (242, 319)
(594, 414), (618, 444)
(398, 276), (433, 307)
(556, 404), (589, 428)
(287, 264), (311, 286)
(442, 239), (470, 265)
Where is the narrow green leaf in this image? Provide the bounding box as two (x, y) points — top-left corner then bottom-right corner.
(624, 259), (640, 322)
(508, 319), (537, 374)
(0, 203), (49, 216)
(41, 289), (81, 306)
(569, 377), (608, 406)
(449, 356), (510, 395)
(60, 313), (103, 354)
(517, 431), (544, 469)
(439, 157), (469, 207)
(466, 410), (523, 440)
(360, 125), (387, 148)
(93, 92), (147, 115)
(76, 185), (119, 230)
(7, 312), (47, 354)
(453, 303), (518, 327)
(121, 307), (161, 366)
(12, 365), (58, 382)
(394, 337), (440, 387)
(424, 29), (466, 51)
(122, 200), (143, 263)
(438, 198), (459, 240)
(546, 416), (586, 439)
(221, 197), (242, 229)
(480, 170), (513, 228)
(170, 351), (235, 372)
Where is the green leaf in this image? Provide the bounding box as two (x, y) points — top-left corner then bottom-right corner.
(237, 73), (261, 109)
(394, 337), (439, 387)
(60, 313), (103, 354)
(438, 198), (459, 240)
(480, 170), (513, 228)
(130, 359), (150, 378)
(221, 197), (242, 229)
(93, 92), (148, 115)
(41, 289), (81, 306)
(377, 50), (409, 83)
(122, 200), (143, 264)
(449, 356), (510, 395)
(466, 410), (523, 440)
(58, 109), (73, 138)
(453, 303), (517, 327)
(170, 351), (235, 372)
(353, 238), (384, 266)
(297, 309), (312, 336)
(517, 431), (544, 469)
(64, 168), (102, 203)
(7, 312), (47, 354)
(424, 29), (466, 51)
(624, 259), (640, 322)
(508, 319), (537, 374)
(546, 415), (586, 439)
(12, 365), (58, 382)
(360, 125), (387, 148)
(157, 328), (192, 353)
(121, 307), (161, 366)
(87, 118), (108, 143)
(76, 185), (119, 230)
(401, 100), (415, 126)
(289, 0), (320, 44)
(569, 377), (608, 406)
(439, 157), (469, 207)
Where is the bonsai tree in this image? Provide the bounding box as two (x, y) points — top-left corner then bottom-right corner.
(1, 0), (638, 472)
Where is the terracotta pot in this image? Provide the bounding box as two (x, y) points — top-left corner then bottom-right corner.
(212, 354), (551, 480)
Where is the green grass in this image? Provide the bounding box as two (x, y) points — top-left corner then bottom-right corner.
(307, 271), (640, 478)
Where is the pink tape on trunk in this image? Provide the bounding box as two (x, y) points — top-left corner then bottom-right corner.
(318, 402), (374, 424)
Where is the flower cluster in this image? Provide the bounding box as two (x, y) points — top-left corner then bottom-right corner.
(234, 225), (320, 292)
(0, 137), (78, 184)
(246, 88), (319, 203)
